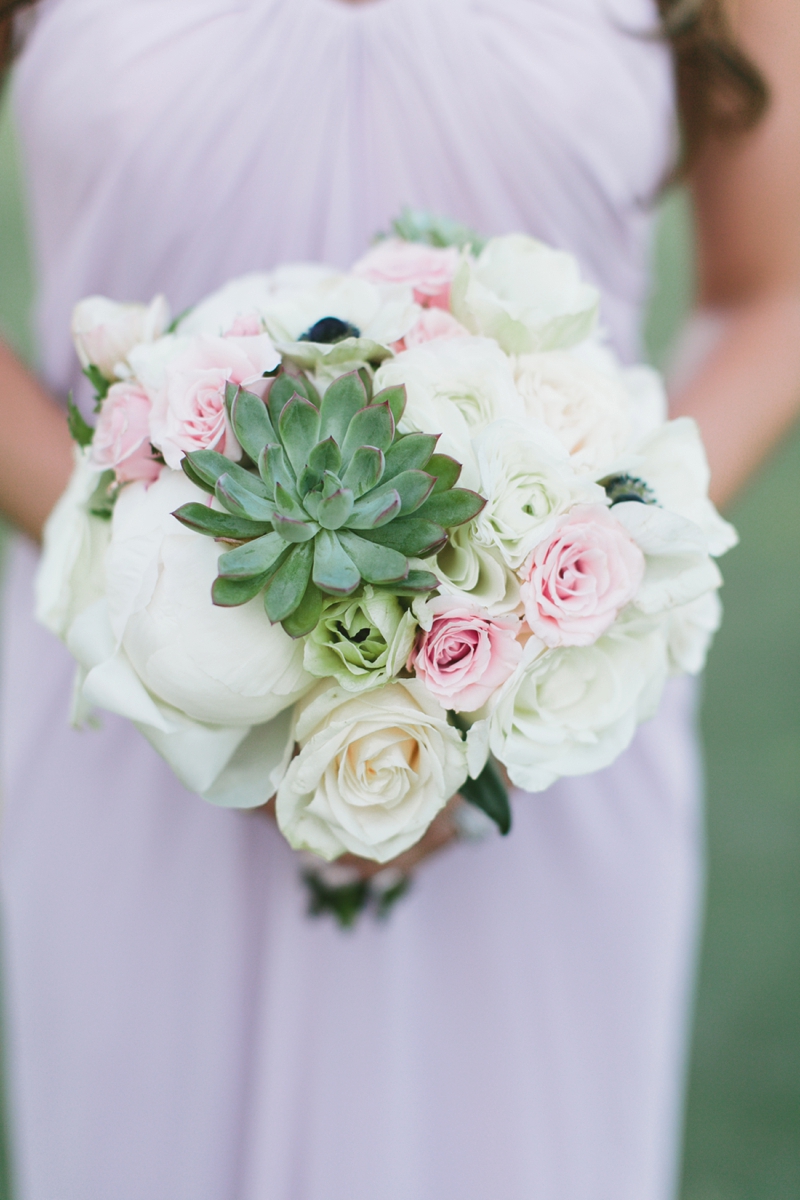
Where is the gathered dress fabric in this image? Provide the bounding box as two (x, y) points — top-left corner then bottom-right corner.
(0, 1), (702, 1197)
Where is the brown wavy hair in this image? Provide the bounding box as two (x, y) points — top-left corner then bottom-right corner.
(1, 0), (769, 172)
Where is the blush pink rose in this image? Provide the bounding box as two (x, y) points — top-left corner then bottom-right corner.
(392, 309), (469, 353)
(150, 333), (280, 469)
(353, 238), (460, 309)
(411, 599), (523, 713)
(520, 504), (645, 647)
(91, 383), (161, 484)
(224, 313), (264, 337)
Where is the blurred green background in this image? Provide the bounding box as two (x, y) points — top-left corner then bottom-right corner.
(0, 84), (798, 1200)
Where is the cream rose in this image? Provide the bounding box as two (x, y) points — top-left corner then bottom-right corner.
(451, 235), (598, 355)
(277, 680), (470, 862)
(71, 294), (169, 380)
(428, 523), (520, 615)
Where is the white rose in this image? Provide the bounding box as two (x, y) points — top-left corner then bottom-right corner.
(374, 336), (524, 489)
(489, 624), (668, 792)
(664, 590), (723, 675)
(35, 448), (112, 641)
(277, 679), (470, 862)
(72, 294), (170, 380)
(451, 235), (598, 355)
(427, 523), (521, 615)
(473, 418), (605, 568)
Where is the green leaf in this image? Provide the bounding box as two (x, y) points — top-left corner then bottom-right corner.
(341, 445), (384, 497)
(371, 384), (406, 426)
(382, 433), (438, 481)
(337, 530), (409, 584)
(272, 512), (318, 542)
(267, 373), (304, 427)
(294, 372), (321, 408)
(231, 388), (276, 461)
(318, 372), (368, 445)
(172, 503), (273, 541)
(426, 453), (462, 493)
(373, 568), (440, 595)
(212, 572), (274, 607)
(67, 394), (95, 447)
(281, 581), (325, 638)
(376, 468), (434, 514)
(88, 469), (118, 519)
(459, 757), (511, 835)
(391, 206), (486, 253)
(416, 488), (486, 528)
(217, 531), (287, 579)
(216, 473), (276, 522)
(185, 450), (270, 499)
(308, 437), (343, 478)
(264, 541), (314, 622)
(358, 366), (374, 402)
(346, 488), (402, 530)
(313, 531), (360, 595)
(317, 486), (355, 530)
(302, 869), (370, 928)
(279, 395), (321, 475)
(340, 401), (394, 463)
(258, 444), (295, 498)
(83, 364), (110, 407)
(361, 517), (447, 557)
(274, 481), (306, 520)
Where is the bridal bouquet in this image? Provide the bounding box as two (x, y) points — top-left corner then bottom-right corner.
(37, 210), (736, 921)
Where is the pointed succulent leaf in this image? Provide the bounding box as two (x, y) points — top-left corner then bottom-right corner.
(308, 437), (342, 479)
(281, 581), (325, 639)
(341, 445), (384, 497)
(382, 433), (438, 482)
(294, 372), (321, 408)
(272, 512), (318, 543)
(216, 473), (275, 522)
(212, 572), (275, 607)
(274, 481), (306, 520)
(312, 531), (360, 595)
(322, 470), (344, 500)
(172, 503), (272, 541)
(264, 541), (314, 622)
(416, 488), (486, 527)
(267, 374), (304, 427)
(186, 450), (270, 499)
(231, 388), (276, 461)
(279, 395), (321, 475)
(340, 401), (394, 464)
(347, 488), (402, 529)
(297, 464), (321, 497)
(317, 486), (355, 530)
(303, 491), (322, 522)
(373, 468), (435, 514)
(217, 531), (287, 580)
(337, 530), (409, 584)
(373, 568), (440, 595)
(371, 384), (406, 426)
(318, 372), (367, 445)
(426, 453), (462, 494)
(358, 366), (374, 402)
(181, 456), (216, 496)
(360, 517), (448, 557)
(258, 444), (294, 498)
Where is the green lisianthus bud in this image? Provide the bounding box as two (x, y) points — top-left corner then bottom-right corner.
(303, 587), (417, 692)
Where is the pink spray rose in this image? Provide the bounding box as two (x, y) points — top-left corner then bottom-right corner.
(224, 313), (264, 337)
(149, 333), (280, 469)
(411, 599), (523, 712)
(91, 383), (161, 484)
(520, 504), (645, 647)
(392, 309), (469, 353)
(353, 238), (460, 309)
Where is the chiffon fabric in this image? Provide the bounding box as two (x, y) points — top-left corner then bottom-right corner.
(1, 2), (702, 1197)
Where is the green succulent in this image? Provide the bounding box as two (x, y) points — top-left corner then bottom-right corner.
(172, 369), (486, 638)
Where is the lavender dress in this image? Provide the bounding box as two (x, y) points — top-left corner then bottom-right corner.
(1, 2), (701, 1197)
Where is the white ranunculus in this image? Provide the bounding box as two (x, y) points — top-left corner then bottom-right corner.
(374, 336), (524, 489)
(664, 590), (723, 675)
(35, 448), (111, 640)
(490, 623), (668, 792)
(473, 418), (605, 568)
(634, 419), (738, 557)
(72, 294), (170, 380)
(427, 522), (521, 615)
(611, 501), (722, 613)
(277, 679), (470, 862)
(451, 235), (598, 355)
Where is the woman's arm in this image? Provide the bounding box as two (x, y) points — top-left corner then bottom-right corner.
(673, 0), (800, 508)
(0, 339), (73, 541)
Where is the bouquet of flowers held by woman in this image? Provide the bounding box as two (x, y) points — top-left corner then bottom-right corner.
(37, 210), (736, 924)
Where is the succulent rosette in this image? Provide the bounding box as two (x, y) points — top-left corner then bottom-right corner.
(40, 207), (736, 924)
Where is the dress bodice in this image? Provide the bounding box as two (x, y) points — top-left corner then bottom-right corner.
(13, 0), (673, 389)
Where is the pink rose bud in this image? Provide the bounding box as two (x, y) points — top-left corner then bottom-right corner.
(150, 333), (280, 469)
(224, 313), (264, 338)
(353, 238), (460, 309)
(392, 309), (469, 353)
(90, 383), (161, 484)
(411, 600), (523, 713)
(520, 504), (645, 647)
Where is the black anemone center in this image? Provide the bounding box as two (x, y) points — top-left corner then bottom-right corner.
(599, 474), (656, 506)
(299, 316), (361, 345)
